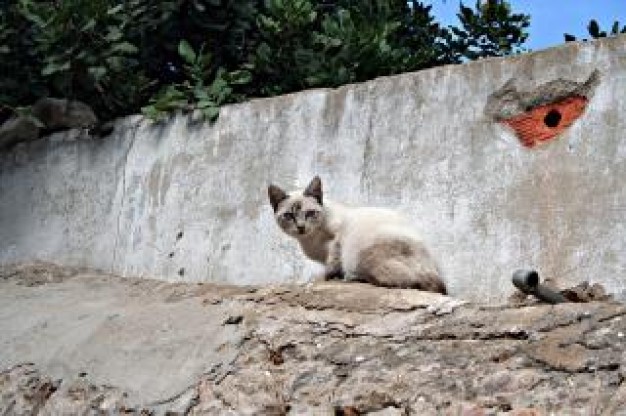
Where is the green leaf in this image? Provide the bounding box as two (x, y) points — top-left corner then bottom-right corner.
(256, 42), (271, 62)
(105, 26), (123, 42)
(201, 106), (220, 121)
(41, 61), (70, 76)
(19, 5), (48, 28)
(107, 4), (124, 15)
(196, 99), (216, 109)
(105, 56), (124, 70)
(193, 88), (210, 101)
(208, 75), (232, 104)
(178, 40), (197, 64)
(81, 19), (96, 32)
(88, 66), (107, 81)
(141, 105), (163, 120)
(111, 42), (139, 54)
(227, 69), (252, 85)
(161, 85), (187, 101)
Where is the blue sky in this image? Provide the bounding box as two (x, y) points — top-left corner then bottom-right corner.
(424, 1), (626, 51)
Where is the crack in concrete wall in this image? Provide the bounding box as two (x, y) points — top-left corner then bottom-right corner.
(111, 123), (138, 274)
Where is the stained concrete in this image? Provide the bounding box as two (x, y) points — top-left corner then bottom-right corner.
(0, 264), (246, 406)
(1, 36), (625, 302)
(1, 264), (625, 414)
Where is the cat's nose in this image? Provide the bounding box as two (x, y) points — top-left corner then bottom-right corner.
(297, 225), (305, 234)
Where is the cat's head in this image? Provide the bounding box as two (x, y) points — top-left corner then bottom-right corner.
(268, 176), (325, 238)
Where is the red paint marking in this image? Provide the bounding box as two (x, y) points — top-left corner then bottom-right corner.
(502, 95), (588, 148)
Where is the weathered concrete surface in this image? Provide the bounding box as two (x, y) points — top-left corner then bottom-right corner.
(1, 264), (626, 415)
(0, 263), (247, 406)
(1, 36), (625, 302)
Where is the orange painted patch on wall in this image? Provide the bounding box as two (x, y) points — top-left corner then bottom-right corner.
(502, 96), (588, 148)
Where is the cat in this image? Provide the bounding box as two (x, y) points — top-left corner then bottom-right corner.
(267, 176), (447, 294)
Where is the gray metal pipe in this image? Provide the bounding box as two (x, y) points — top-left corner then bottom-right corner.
(512, 269), (568, 304)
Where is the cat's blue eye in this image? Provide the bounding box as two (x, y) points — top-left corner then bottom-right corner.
(305, 210), (317, 219)
(282, 212), (294, 220)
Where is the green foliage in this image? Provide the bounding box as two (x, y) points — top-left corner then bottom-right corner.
(0, 0), (531, 124)
(250, 0), (499, 95)
(17, 0), (153, 118)
(448, 1), (530, 61)
(565, 19), (626, 42)
(0, 2), (46, 116)
(141, 40), (251, 121)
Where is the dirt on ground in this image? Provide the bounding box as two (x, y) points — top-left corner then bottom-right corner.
(1, 263), (625, 415)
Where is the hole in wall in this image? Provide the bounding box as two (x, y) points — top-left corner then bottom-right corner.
(500, 95), (588, 148)
(543, 109), (562, 128)
(178, 267), (185, 277)
(176, 231), (184, 240)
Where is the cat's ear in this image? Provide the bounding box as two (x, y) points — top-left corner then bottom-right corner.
(304, 176), (323, 205)
(268, 184), (288, 212)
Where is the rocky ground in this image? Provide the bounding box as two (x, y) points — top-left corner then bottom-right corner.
(1, 263), (625, 415)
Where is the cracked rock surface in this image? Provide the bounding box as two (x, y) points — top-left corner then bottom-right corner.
(1, 263), (625, 415)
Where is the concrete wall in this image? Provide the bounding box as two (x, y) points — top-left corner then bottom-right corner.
(1, 36), (625, 302)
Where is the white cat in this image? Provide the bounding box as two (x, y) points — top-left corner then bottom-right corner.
(268, 176), (447, 294)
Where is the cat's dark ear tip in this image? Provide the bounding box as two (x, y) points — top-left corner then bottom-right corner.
(308, 176), (322, 189)
(304, 175), (323, 205)
(268, 184), (288, 211)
